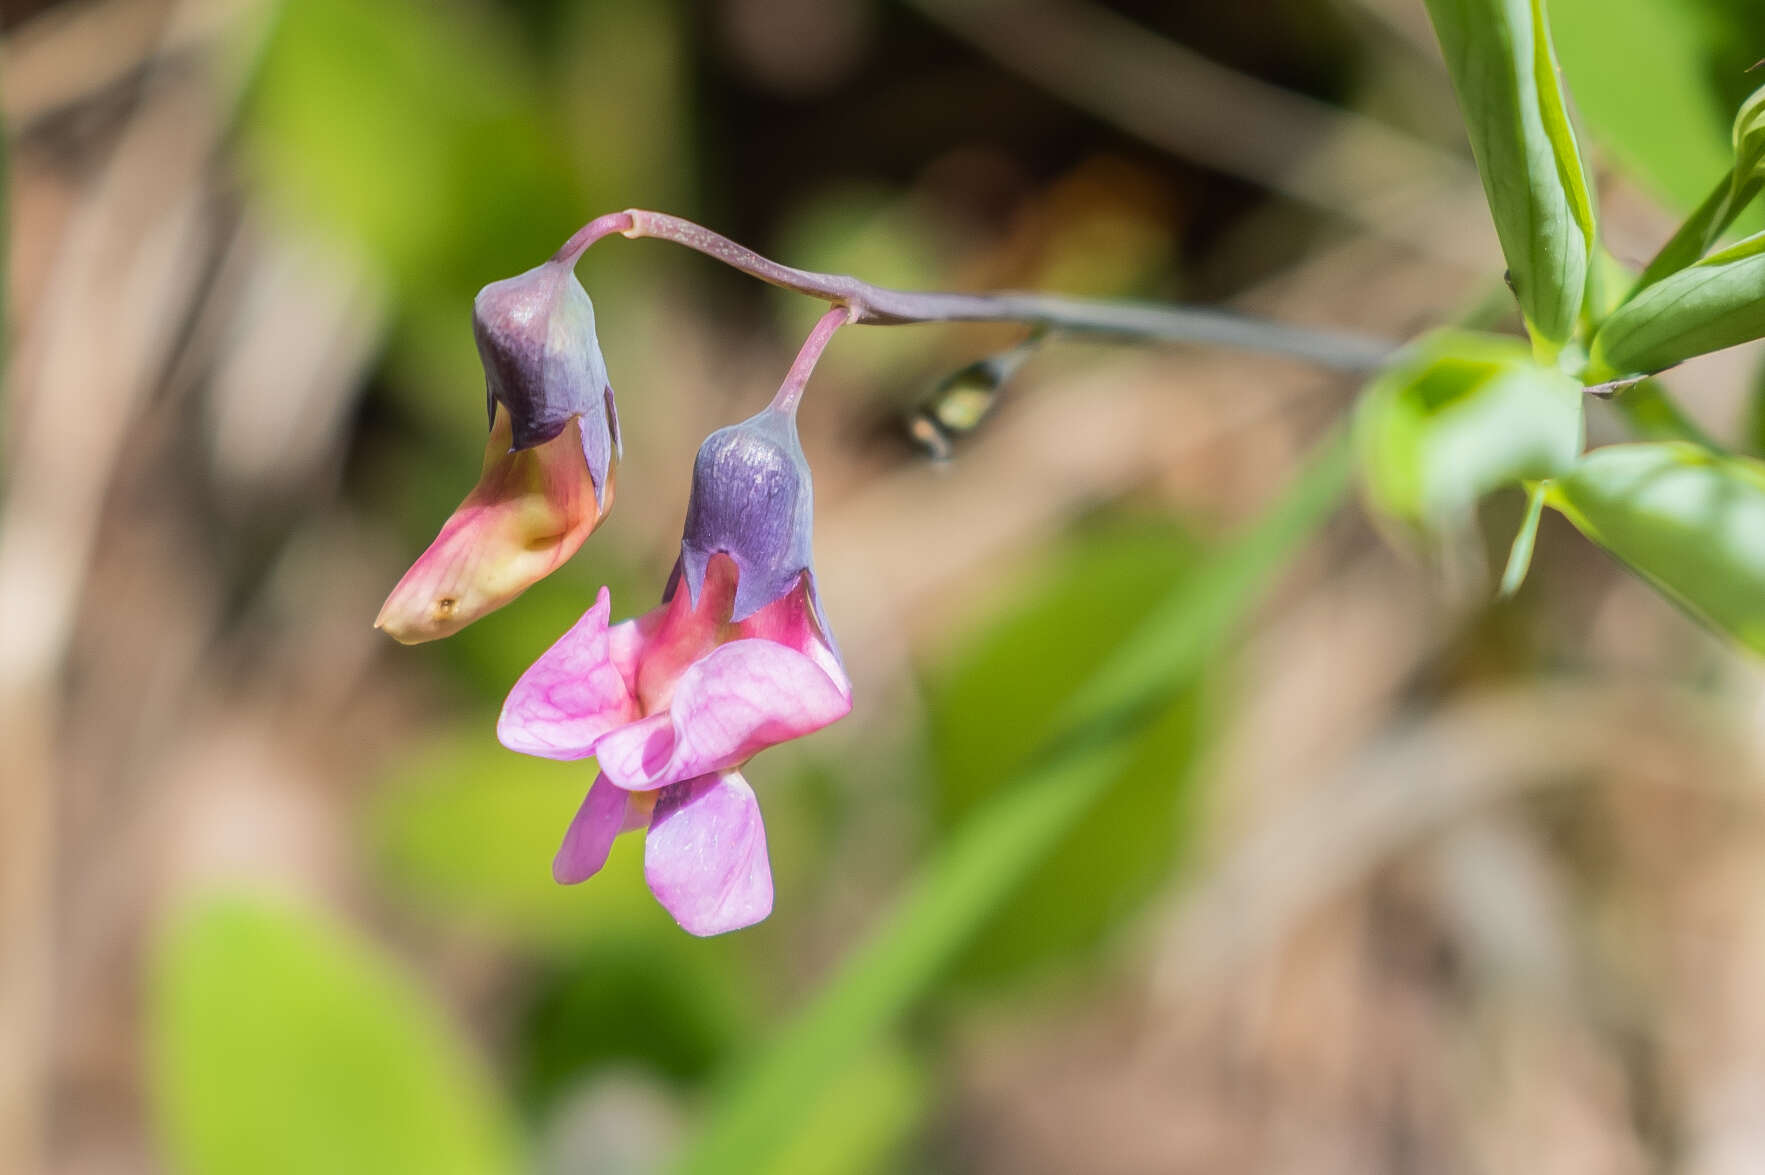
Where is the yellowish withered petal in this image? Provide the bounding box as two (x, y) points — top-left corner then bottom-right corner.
(375, 408), (614, 643)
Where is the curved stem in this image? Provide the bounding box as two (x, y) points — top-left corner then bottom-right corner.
(770, 307), (852, 414)
(553, 210), (636, 266)
(570, 209), (1395, 373)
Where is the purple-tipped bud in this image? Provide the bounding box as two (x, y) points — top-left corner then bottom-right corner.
(676, 405), (816, 622)
(473, 258), (619, 507)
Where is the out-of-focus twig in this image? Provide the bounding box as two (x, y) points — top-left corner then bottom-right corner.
(0, 0), (217, 130)
(903, 0), (1494, 267)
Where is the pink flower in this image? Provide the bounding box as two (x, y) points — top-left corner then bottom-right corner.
(498, 399), (850, 936)
(377, 259), (620, 643)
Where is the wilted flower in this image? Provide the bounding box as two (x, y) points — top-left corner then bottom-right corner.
(377, 258), (620, 643)
(498, 387), (850, 936)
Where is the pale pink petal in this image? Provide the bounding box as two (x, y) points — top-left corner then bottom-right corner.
(554, 773), (640, 884)
(644, 771), (772, 935)
(594, 638), (852, 791)
(588, 712), (676, 790)
(498, 587), (639, 759)
(606, 614), (652, 698)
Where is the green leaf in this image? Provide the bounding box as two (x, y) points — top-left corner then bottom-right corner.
(1549, 442), (1765, 651)
(1424, 0), (1595, 349)
(149, 894), (524, 1175)
(1354, 329), (1585, 526)
(1588, 230), (1765, 378)
(926, 520), (1209, 986)
(666, 434), (1352, 1175)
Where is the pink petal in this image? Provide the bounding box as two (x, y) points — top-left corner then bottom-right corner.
(737, 574), (848, 697)
(499, 587), (640, 759)
(628, 554), (739, 711)
(594, 638), (852, 791)
(554, 773), (641, 884)
(644, 771), (772, 935)
(606, 614), (652, 697)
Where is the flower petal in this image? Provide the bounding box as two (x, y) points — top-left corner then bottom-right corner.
(594, 638), (852, 791)
(737, 572), (847, 697)
(554, 773), (640, 884)
(375, 409), (610, 644)
(630, 554), (738, 712)
(499, 587), (639, 759)
(644, 771), (772, 935)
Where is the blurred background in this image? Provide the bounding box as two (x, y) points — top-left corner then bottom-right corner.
(6, 0), (1765, 1172)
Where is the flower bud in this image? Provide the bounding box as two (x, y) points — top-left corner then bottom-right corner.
(376, 260), (623, 644)
(675, 404), (816, 622)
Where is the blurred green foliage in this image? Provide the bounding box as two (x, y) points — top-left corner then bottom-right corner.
(762, 1043), (927, 1175)
(514, 934), (752, 1111)
(245, 0), (573, 300)
(926, 517), (1211, 986)
(150, 894), (525, 1175)
(1550, 0), (1737, 216)
(371, 734), (657, 947)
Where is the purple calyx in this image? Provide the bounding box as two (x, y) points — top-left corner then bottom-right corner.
(473, 259), (619, 507)
(673, 404), (817, 623)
